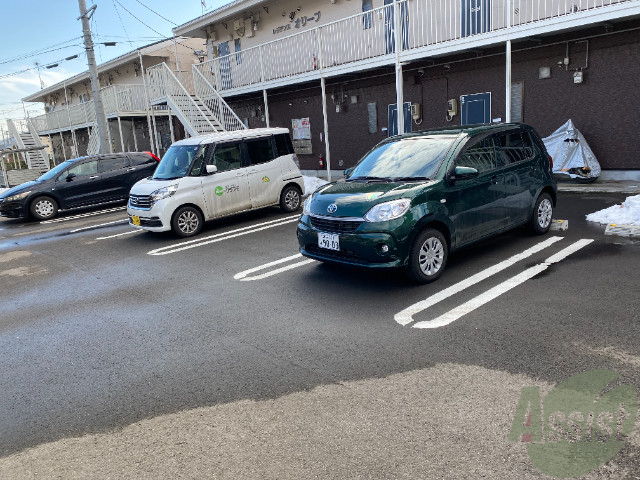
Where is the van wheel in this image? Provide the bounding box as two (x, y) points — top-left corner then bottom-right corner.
(406, 228), (448, 283)
(30, 196), (58, 220)
(280, 186), (301, 213)
(530, 192), (553, 235)
(172, 206), (203, 238)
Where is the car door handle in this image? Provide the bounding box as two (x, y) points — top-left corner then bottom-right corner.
(236, 172), (245, 177)
(248, 169), (257, 174)
(89, 175), (99, 180)
(127, 167), (136, 171)
(490, 175), (499, 184)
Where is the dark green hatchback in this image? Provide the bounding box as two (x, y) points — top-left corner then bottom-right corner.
(297, 123), (557, 283)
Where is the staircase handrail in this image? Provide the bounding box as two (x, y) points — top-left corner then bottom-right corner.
(192, 66), (247, 131)
(147, 63), (217, 134)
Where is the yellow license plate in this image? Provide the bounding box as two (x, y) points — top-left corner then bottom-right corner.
(132, 215), (141, 226)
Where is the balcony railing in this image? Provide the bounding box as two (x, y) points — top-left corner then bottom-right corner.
(30, 84), (148, 133)
(194, 0), (632, 92)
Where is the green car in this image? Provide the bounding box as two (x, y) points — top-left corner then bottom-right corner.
(297, 123), (557, 283)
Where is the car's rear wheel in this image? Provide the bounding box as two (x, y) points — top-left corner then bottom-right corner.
(171, 206), (203, 238)
(30, 196), (58, 220)
(530, 192), (553, 234)
(407, 228), (448, 283)
(280, 185), (302, 213)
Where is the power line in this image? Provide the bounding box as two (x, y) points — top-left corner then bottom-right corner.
(111, 0), (166, 38)
(111, 0), (132, 45)
(0, 52), (85, 81)
(132, 0), (177, 26)
(0, 41), (83, 66)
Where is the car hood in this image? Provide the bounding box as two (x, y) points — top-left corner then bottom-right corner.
(0, 181), (40, 199)
(307, 180), (436, 218)
(129, 177), (182, 195)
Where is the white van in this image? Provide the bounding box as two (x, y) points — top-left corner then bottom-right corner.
(127, 128), (305, 237)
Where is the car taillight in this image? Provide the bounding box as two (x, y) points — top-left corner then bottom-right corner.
(145, 151), (161, 162)
(548, 154), (553, 169)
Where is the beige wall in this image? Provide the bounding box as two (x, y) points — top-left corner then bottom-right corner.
(207, 0), (390, 56)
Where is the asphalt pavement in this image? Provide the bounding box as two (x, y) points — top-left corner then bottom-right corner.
(0, 192), (638, 479)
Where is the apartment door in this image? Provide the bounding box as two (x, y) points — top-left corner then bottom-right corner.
(218, 41), (232, 90)
(461, 0), (491, 37)
(387, 102), (412, 136)
(461, 93), (491, 125)
(384, 0), (409, 54)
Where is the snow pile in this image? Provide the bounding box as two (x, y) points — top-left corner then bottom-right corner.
(586, 194), (640, 225)
(303, 175), (329, 196)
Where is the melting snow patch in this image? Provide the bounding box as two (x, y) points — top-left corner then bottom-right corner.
(303, 176), (329, 196)
(586, 194), (640, 226)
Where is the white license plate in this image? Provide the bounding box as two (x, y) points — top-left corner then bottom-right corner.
(318, 232), (340, 251)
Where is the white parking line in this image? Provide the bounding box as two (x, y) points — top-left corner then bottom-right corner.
(394, 236), (564, 326)
(234, 253), (315, 281)
(40, 206), (127, 224)
(96, 230), (141, 240)
(412, 239), (593, 329)
(70, 220), (129, 233)
(148, 216), (300, 256)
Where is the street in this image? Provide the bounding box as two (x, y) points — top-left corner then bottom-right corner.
(0, 192), (639, 479)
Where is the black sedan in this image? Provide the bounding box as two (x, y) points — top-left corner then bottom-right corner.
(0, 152), (160, 220)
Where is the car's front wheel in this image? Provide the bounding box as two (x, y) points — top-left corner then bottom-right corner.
(530, 192), (553, 234)
(280, 185), (302, 213)
(30, 196), (58, 220)
(407, 228), (448, 283)
(171, 206), (203, 238)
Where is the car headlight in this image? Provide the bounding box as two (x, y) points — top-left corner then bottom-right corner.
(364, 199), (411, 222)
(150, 184), (178, 203)
(4, 191), (31, 202)
(303, 195), (314, 216)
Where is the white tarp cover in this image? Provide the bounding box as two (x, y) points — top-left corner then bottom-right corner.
(542, 119), (601, 180)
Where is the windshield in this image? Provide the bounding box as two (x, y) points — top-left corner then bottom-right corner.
(152, 144), (204, 180)
(348, 135), (458, 181)
(38, 160), (75, 181)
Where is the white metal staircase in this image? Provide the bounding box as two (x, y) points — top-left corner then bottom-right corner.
(6, 119), (50, 171)
(146, 63), (246, 137)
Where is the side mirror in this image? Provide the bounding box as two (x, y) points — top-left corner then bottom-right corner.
(205, 164), (218, 175)
(66, 173), (77, 182)
(344, 167), (353, 178)
(449, 166), (479, 183)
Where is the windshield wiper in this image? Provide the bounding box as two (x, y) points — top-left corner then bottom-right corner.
(389, 176), (431, 182)
(153, 176), (182, 181)
(346, 176), (393, 183)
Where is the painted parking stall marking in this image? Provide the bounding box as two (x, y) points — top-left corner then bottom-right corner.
(40, 206), (127, 224)
(411, 239), (594, 329)
(394, 236), (564, 326)
(148, 215), (300, 256)
(234, 253), (315, 281)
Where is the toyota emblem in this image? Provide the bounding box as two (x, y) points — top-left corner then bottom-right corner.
(327, 203), (338, 214)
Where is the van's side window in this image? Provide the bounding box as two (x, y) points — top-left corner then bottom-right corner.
(245, 138), (275, 165)
(189, 144), (213, 176)
(210, 142), (242, 172)
(457, 137), (497, 173)
(274, 133), (293, 156)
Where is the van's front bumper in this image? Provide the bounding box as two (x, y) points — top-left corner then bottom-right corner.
(127, 200), (173, 233)
(296, 216), (405, 268)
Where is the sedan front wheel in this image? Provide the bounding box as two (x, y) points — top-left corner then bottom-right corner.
(407, 228), (448, 283)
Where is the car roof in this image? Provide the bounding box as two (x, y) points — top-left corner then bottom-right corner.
(392, 122), (529, 139)
(171, 128), (290, 146)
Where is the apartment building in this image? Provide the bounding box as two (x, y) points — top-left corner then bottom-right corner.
(169, 0), (640, 176)
(19, 37), (204, 163)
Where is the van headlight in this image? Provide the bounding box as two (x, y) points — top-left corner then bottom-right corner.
(4, 190), (31, 202)
(150, 184), (178, 203)
(364, 199), (411, 222)
(303, 195), (314, 215)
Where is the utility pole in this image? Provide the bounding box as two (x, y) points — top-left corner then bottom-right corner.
(77, 0), (109, 154)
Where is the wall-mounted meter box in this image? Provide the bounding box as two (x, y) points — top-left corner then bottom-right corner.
(410, 103), (421, 120)
(573, 71), (584, 84)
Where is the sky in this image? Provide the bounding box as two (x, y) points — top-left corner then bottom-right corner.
(0, 0), (229, 131)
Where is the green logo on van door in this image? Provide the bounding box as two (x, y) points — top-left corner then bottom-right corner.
(509, 369), (637, 477)
(215, 186), (225, 196)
